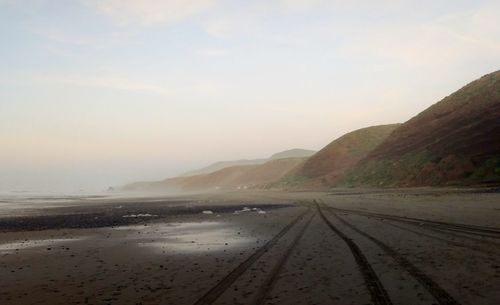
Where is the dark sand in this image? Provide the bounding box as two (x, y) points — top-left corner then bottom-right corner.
(1, 189), (499, 305)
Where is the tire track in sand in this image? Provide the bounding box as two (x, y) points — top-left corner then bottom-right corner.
(193, 208), (310, 305)
(249, 212), (316, 305)
(325, 205), (462, 305)
(317, 204), (393, 305)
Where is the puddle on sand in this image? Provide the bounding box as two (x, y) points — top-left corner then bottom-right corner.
(0, 238), (82, 253)
(120, 222), (254, 253)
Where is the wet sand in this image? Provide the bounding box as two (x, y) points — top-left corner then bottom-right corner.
(1, 189), (499, 305)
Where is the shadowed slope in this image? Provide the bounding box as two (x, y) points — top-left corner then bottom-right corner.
(273, 124), (400, 189)
(299, 124), (400, 179)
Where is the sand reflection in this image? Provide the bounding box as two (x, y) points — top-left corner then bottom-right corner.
(117, 221), (254, 253)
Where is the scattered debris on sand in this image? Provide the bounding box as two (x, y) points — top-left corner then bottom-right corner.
(122, 213), (157, 218)
(234, 207), (266, 215)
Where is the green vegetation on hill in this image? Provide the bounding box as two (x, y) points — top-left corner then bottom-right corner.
(338, 151), (433, 187)
(269, 124), (400, 190)
(469, 157), (500, 183)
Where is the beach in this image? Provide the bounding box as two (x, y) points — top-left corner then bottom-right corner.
(1, 189), (499, 305)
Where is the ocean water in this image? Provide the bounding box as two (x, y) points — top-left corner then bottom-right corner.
(0, 191), (112, 216)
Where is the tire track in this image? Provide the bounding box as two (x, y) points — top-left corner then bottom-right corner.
(249, 212), (316, 305)
(317, 204), (393, 305)
(331, 207), (500, 247)
(382, 220), (500, 258)
(429, 226), (500, 241)
(326, 206), (462, 305)
(192, 208), (310, 305)
(329, 207), (500, 238)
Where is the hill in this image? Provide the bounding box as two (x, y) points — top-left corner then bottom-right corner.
(122, 158), (305, 192)
(180, 148), (315, 177)
(342, 70), (500, 186)
(273, 124), (400, 189)
(269, 149), (316, 160)
(180, 157), (306, 191)
(122, 157), (307, 193)
(180, 159), (267, 177)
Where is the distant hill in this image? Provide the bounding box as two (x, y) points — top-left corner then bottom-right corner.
(272, 124), (400, 189)
(180, 148), (315, 177)
(180, 159), (267, 177)
(270, 149), (316, 160)
(123, 157), (306, 192)
(181, 157), (306, 191)
(122, 148), (314, 192)
(341, 70), (500, 187)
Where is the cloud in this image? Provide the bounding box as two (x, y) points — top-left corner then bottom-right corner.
(33, 28), (91, 46)
(37, 73), (227, 98)
(201, 3), (273, 38)
(195, 47), (228, 57)
(57, 76), (174, 96)
(33, 27), (135, 50)
(85, 0), (218, 26)
(202, 17), (235, 37)
(201, 12), (261, 38)
(335, 2), (500, 68)
(279, 0), (326, 12)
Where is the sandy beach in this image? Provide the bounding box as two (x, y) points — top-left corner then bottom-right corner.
(1, 189), (499, 305)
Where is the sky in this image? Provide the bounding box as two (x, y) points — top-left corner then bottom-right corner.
(1, 0), (499, 192)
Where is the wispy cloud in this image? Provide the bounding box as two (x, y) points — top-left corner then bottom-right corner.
(57, 76), (173, 96)
(37, 73), (227, 98)
(33, 27), (135, 49)
(84, 0), (219, 26)
(195, 47), (229, 57)
(335, 2), (500, 68)
(201, 3), (270, 38)
(202, 17), (235, 38)
(33, 28), (93, 46)
(279, 0), (327, 12)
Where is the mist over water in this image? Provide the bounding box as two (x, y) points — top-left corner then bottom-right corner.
(0, 161), (190, 193)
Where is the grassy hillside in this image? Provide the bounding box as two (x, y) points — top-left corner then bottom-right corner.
(272, 124), (400, 189)
(341, 70), (500, 187)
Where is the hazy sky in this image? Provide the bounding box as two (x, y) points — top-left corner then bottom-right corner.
(1, 0), (499, 192)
